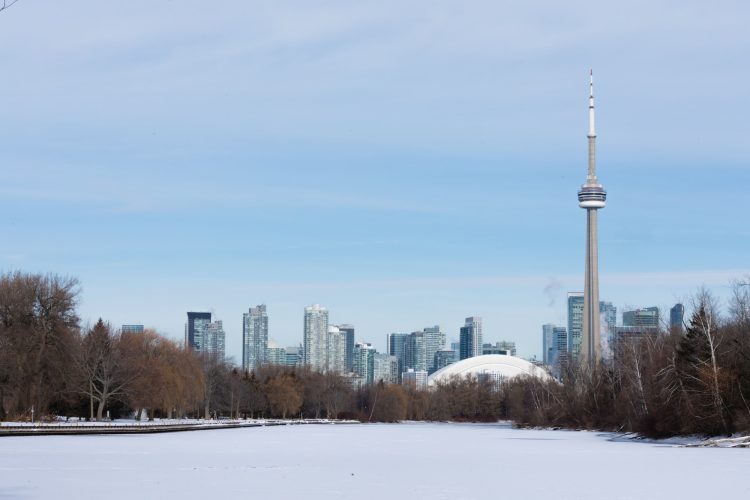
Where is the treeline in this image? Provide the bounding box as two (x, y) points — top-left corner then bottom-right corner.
(3, 271), (750, 437)
(0, 271), (505, 423)
(504, 286), (750, 437)
(0, 273), (203, 421)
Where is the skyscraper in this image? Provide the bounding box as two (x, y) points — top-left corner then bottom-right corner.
(459, 316), (483, 360)
(373, 353), (399, 385)
(434, 348), (458, 371)
(670, 303), (685, 333)
(326, 326), (347, 374)
(303, 304), (329, 372)
(423, 325), (445, 373)
(623, 307), (660, 329)
(354, 342), (376, 385)
(204, 320), (226, 359)
(121, 324), (144, 335)
(542, 324), (556, 365)
(577, 71), (607, 363)
(553, 326), (568, 374)
(405, 331), (427, 372)
(242, 304), (269, 371)
(599, 301), (617, 359)
(387, 332), (409, 380)
(336, 324), (355, 372)
(567, 293), (584, 360)
(186, 312), (212, 351)
(600, 301), (617, 331)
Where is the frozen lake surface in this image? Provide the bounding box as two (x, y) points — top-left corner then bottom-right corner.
(1, 422), (748, 499)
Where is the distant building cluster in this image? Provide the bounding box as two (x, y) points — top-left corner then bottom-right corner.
(185, 312), (225, 359)
(542, 298), (685, 378)
(170, 305), (517, 388)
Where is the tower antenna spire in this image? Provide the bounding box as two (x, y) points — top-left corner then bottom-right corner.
(588, 69), (596, 141)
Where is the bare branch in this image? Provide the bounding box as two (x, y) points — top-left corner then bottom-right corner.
(0, 0), (21, 14)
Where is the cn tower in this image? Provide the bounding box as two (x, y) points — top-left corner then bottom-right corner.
(577, 70), (606, 363)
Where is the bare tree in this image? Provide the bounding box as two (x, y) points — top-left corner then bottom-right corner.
(729, 278), (750, 326)
(322, 372), (351, 419)
(0, 272), (79, 420)
(76, 320), (136, 420)
(0, 1), (21, 14)
(239, 372), (266, 418)
(200, 353), (225, 419)
(676, 289), (729, 434)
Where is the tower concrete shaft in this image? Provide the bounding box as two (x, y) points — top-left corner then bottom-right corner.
(582, 209), (600, 362)
(577, 70), (606, 363)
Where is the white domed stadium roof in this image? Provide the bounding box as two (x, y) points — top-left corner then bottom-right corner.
(428, 354), (551, 386)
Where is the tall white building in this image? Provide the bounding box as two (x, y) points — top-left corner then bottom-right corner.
(423, 325), (446, 373)
(304, 304), (329, 372)
(401, 369), (428, 390)
(204, 320), (226, 359)
(242, 304), (268, 371)
(373, 353), (399, 385)
(326, 326), (347, 374)
(567, 292), (584, 360)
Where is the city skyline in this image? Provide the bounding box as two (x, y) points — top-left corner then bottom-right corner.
(0, 2), (748, 363)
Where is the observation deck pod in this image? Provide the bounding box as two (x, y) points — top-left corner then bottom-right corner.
(578, 184), (607, 209)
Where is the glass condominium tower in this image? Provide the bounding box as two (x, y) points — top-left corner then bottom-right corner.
(567, 293), (584, 361)
(304, 304), (329, 372)
(186, 312), (212, 352)
(459, 316), (483, 360)
(243, 304), (269, 371)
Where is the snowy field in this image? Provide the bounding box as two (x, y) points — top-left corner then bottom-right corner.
(1, 422), (748, 500)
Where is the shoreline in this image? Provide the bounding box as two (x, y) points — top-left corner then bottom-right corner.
(0, 418), (359, 437)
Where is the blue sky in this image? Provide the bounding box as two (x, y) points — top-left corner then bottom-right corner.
(1, 0), (748, 361)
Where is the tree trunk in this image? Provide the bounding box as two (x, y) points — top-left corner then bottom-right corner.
(29, 329), (49, 416)
(96, 399), (105, 421)
(89, 381), (94, 421)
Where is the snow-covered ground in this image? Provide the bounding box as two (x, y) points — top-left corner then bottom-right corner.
(0, 422), (747, 499)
